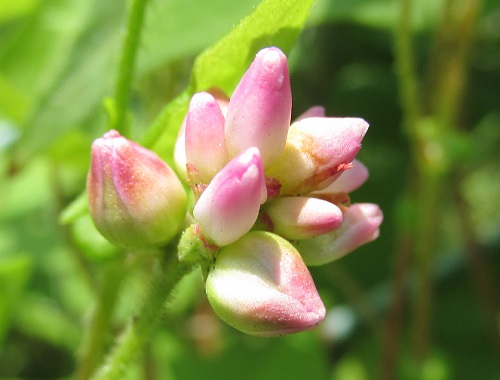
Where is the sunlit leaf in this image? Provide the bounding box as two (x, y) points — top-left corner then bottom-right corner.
(144, 0), (316, 163)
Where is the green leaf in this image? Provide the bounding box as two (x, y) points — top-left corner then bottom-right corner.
(143, 0), (316, 162)
(138, 0), (261, 74)
(5, 0), (126, 167)
(0, 0), (38, 25)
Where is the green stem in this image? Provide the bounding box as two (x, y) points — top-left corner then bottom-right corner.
(91, 253), (195, 380)
(411, 169), (441, 362)
(76, 260), (126, 380)
(109, 0), (150, 137)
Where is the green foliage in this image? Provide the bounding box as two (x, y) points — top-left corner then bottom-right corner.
(144, 0), (315, 164)
(1, 0), (500, 379)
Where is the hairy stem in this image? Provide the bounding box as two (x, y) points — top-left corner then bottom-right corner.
(91, 253), (195, 380)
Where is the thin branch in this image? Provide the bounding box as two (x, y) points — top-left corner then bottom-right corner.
(109, 0), (150, 137)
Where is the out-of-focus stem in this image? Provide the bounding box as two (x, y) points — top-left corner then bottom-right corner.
(378, 193), (414, 380)
(425, 0), (481, 126)
(109, 0), (150, 137)
(76, 261), (126, 380)
(453, 174), (500, 357)
(91, 253), (195, 380)
(379, 1), (423, 377)
(386, 0), (482, 374)
(411, 169), (441, 362)
(327, 264), (383, 337)
(395, 0), (421, 136)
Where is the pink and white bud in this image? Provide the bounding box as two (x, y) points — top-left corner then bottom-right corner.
(261, 197), (343, 240)
(296, 203), (383, 266)
(87, 130), (187, 249)
(313, 159), (369, 194)
(174, 89), (229, 180)
(185, 92), (229, 183)
(193, 147), (267, 247)
(267, 117), (369, 195)
(225, 47), (292, 167)
(206, 232), (326, 336)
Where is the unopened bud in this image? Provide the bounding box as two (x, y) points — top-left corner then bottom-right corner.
(193, 147), (266, 247)
(267, 117), (369, 195)
(260, 196), (343, 240)
(87, 130), (187, 249)
(206, 232), (325, 336)
(225, 47), (291, 167)
(296, 203), (383, 266)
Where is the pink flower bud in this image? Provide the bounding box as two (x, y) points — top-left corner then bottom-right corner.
(225, 47), (292, 167)
(296, 203), (383, 266)
(206, 232), (326, 336)
(174, 89), (229, 180)
(193, 147), (266, 247)
(313, 159), (369, 194)
(87, 130), (187, 248)
(267, 117), (369, 195)
(185, 92), (229, 183)
(261, 197), (343, 240)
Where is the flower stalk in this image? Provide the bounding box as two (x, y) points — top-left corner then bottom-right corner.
(108, 0), (150, 137)
(91, 252), (195, 380)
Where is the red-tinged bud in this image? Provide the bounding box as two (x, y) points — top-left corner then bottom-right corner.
(296, 203), (383, 266)
(267, 117), (369, 195)
(260, 196), (343, 240)
(206, 232), (326, 336)
(193, 147), (266, 247)
(87, 130), (187, 249)
(185, 92), (229, 184)
(313, 159), (369, 194)
(225, 47), (291, 167)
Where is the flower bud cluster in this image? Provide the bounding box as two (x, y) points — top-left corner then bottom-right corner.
(176, 47), (383, 336)
(86, 47), (383, 337)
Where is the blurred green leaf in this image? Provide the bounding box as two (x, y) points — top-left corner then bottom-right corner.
(154, 329), (327, 380)
(138, 0), (261, 74)
(0, 74), (29, 123)
(8, 0), (125, 167)
(0, 0), (39, 24)
(0, 0), (97, 110)
(14, 294), (82, 351)
(308, 0), (443, 31)
(0, 255), (32, 345)
(71, 214), (120, 262)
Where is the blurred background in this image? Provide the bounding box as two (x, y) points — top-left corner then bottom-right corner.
(1, 0), (499, 379)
